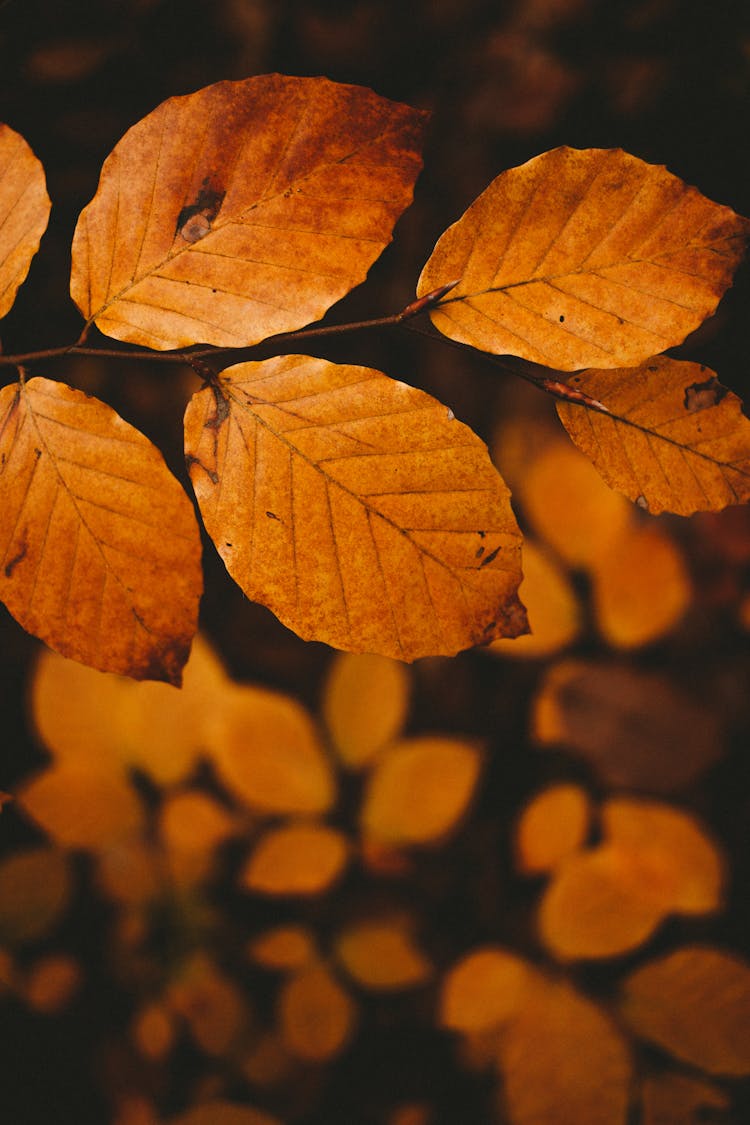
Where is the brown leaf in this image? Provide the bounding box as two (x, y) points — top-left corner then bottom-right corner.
(640, 1072), (730, 1125)
(557, 357), (750, 514)
(0, 847), (71, 944)
(418, 147), (750, 370)
(488, 540), (580, 659)
(167, 953), (248, 1057)
(619, 946), (750, 1076)
(0, 125), (50, 319)
(70, 76), (426, 350)
(323, 652), (411, 768)
(0, 377), (202, 683)
(184, 356), (526, 659)
(240, 822), (350, 896)
(278, 962), (357, 1061)
(24, 953), (82, 1013)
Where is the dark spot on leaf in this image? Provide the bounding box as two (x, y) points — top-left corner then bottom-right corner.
(266, 510), (281, 521)
(479, 545), (501, 568)
(475, 545), (485, 559)
(185, 453), (218, 484)
(648, 365), (658, 372)
(4, 535), (27, 577)
(684, 377), (728, 412)
(34, 448), (41, 459)
(478, 530), (486, 539)
(559, 314), (565, 322)
(176, 179), (225, 243)
(225, 542), (233, 548)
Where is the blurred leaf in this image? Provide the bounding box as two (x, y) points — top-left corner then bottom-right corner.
(205, 684), (335, 815)
(440, 947), (536, 1034)
(619, 946), (750, 1076)
(247, 926), (317, 972)
(94, 839), (160, 904)
(185, 356), (527, 658)
(532, 659), (722, 793)
(488, 540), (581, 659)
(167, 953), (249, 1057)
(160, 790), (238, 885)
(323, 652), (411, 768)
(23, 953), (82, 1013)
(515, 783), (591, 874)
(278, 962), (357, 1061)
(590, 522), (691, 648)
(240, 822), (349, 896)
(361, 736), (482, 845)
(131, 1000), (176, 1061)
(640, 1072), (730, 1125)
(335, 915), (432, 989)
(70, 75), (427, 350)
(166, 1103), (283, 1125)
(557, 358), (750, 515)
(419, 148), (749, 370)
(241, 1031), (294, 1088)
(0, 124), (50, 319)
(0, 847), (71, 944)
(18, 760), (143, 850)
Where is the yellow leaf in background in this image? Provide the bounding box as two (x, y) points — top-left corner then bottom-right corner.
(0, 124), (50, 319)
(640, 1072), (730, 1125)
(361, 736), (482, 845)
(557, 357), (750, 515)
(31, 646), (130, 762)
(520, 437), (633, 568)
(0, 847), (71, 944)
(71, 75), (426, 350)
(515, 783), (591, 874)
(167, 953), (249, 1057)
(160, 790), (238, 885)
(440, 947), (536, 1034)
(323, 652), (411, 768)
(278, 962), (356, 1061)
(94, 839), (160, 904)
(497, 977), (631, 1125)
(591, 522), (691, 648)
(247, 926), (317, 972)
(620, 946), (750, 1076)
(532, 659), (722, 793)
(24, 953), (82, 1013)
(240, 822), (349, 896)
(185, 356), (527, 658)
(17, 761), (143, 850)
(205, 684), (335, 815)
(489, 540), (580, 658)
(166, 1103), (283, 1125)
(335, 916), (432, 989)
(418, 147), (749, 370)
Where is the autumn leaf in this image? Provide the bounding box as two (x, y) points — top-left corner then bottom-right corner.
(166, 1103), (283, 1125)
(488, 540), (580, 659)
(70, 75), (427, 349)
(18, 759), (144, 850)
(418, 147), (750, 370)
(335, 916), (432, 990)
(440, 947), (535, 1034)
(278, 962), (356, 1061)
(515, 783), (591, 875)
(0, 377), (202, 683)
(185, 356), (526, 658)
(557, 356), (750, 514)
(247, 926), (317, 972)
(640, 1073), (730, 1125)
(0, 847), (71, 944)
(0, 124), (50, 319)
(239, 822), (350, 896)
(323, 652), (411, 768)
(167, 953), (249, 1057)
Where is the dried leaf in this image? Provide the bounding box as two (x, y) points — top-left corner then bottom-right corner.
(497, 977), (631, 1124)
(160, 790), (237, 884)
(278, 962), (356, 1061)
(24, 953), (81, 1013)
(18, 761), (144, 850)
(71, 75), (426, 350)
(240, 822), (349, 896)
(418, 147), (750, 370)
(640, 1072), (730, 1125)
(532, 659), (722, 793)
(515, 783), (591, 874)
(185, 356), (526, 658)
(361, 736), (482, 845)
(247, 926), (317, 972)
(323, 652), (410, 768)
(557, 357), (750, 515)
(0, 377), (202, 683)
(488, 540), (580, 659)
(205, 684), (335, 815)
(0, 847), (71, 944)
(620, 946), (750, 1076)
(440, 947), (536, 1033)
(591, 523), (691, 648)
(335, 916), (432, 989)
(166, 1104), (282, 1125)
(0, 124), (50, 319)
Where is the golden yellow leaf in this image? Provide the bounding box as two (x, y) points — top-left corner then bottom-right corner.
(360, 736), (482, 844)
(31, 647), (130, 762)
(240, 822), (349, 896)
(18, 760), (143, 850)
(515, 783), (591, 874)
(247, 926), (317, 972)
(0, 124), (50, 318)
(520, 437), (633, 568)
(557, 357), (750, 515)
(185, 357), (527, 658)
(489, 540), (580, 658)
(418, 147), (750, 370)
(70, 75), (426, 350)
(167, 953), (249, 1057)
(0, 847), (70, 943)
(335, 916), (432, 989)
(497, 977), (631, 1124)
(591, 522), (691, 648)
(278, 962), (356, 1061)
(132, 1000), (176, 1060)
(640, 1072), (730, 1125)
(0, 377), (202, 683)
(160, 790), (238, 884)
(323, 652), (411, 768)
(620, 946), (750, 1076)
(24, 953), (82, 1013)
(532, 659), (722, 792)
(440, 947), (536, 1033)
(166, 1103), (283, 1125)
(205, 683), (335, 815)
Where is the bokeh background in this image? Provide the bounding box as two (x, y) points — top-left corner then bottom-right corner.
(0, 2), (749, 1123)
